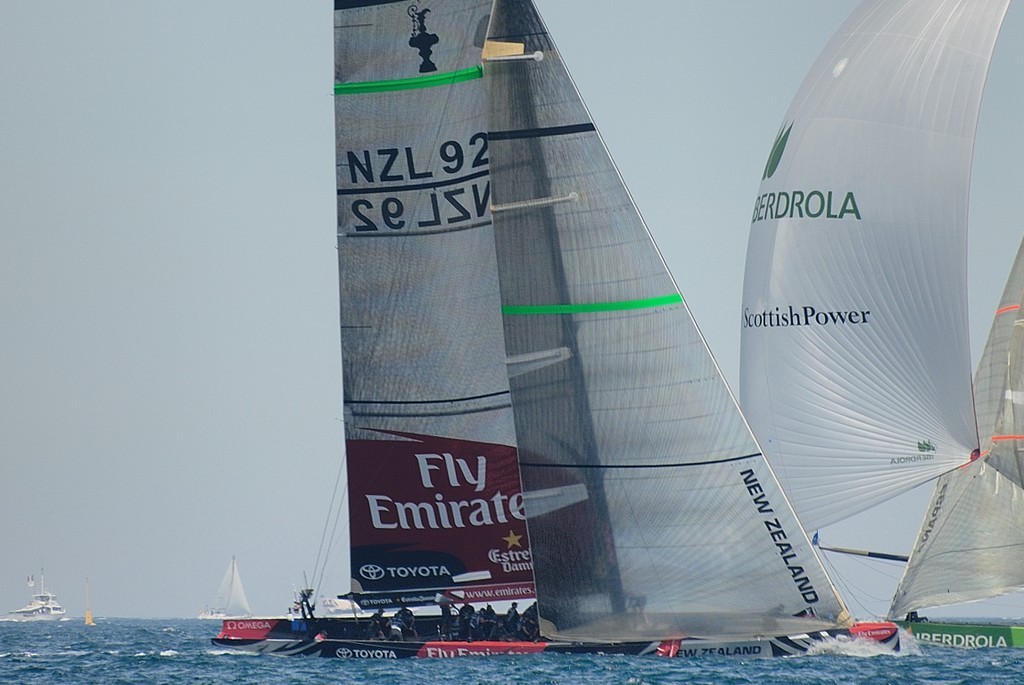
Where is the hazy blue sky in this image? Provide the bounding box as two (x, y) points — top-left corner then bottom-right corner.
(1, 1), (1021, 620)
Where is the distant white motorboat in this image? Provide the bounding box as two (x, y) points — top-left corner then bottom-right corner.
(198, 557), (252, 619)
(4, 571), (67, 622)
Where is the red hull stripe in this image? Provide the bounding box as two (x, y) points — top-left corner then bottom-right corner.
(416, 641), (548, 657)
(850, 621), (899, 642)
(219, 619), (282, 640)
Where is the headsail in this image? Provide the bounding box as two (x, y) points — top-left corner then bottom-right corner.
(740, 0), (1010, 531)
(335, 0), (535, 609)
(975, 239), (1024, 448)
(891, 238), (1024, 617)
(485, 0), (848, 640)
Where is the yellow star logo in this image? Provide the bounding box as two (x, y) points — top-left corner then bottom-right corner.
(502, 530), (523, 549)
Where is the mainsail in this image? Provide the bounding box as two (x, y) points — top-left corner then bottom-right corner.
(740, 0), (1010, 531)
(336, 0), (534, 609)
(739, 0), (1017, 617)
(335, 0), (850, 640)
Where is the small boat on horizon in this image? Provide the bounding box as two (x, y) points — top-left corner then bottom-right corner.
(3, 571), (67, 622)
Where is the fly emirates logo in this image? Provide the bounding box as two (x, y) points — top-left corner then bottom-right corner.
(365, 452), (526, 531)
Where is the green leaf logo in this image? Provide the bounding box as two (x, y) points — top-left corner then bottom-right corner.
(762, 123), (793, 180)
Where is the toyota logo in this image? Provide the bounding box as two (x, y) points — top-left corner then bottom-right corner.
(359, 564), (385, 580)
(336, 648), (353, 658)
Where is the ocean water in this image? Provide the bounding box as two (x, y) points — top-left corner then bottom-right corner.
(2, 619), (1023, 684)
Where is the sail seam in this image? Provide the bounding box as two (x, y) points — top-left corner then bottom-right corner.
(503, 293), (683, 315)
(337, 169), (488, 195)
(334, 66), (482, 94)
(520, 452), (762, 469)
(341, 219), (492, 238)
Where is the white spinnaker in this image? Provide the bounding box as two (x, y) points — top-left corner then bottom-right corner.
(740, 0), (1010, 531)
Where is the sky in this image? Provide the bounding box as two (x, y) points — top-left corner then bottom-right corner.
(1, 1), (1021, 620)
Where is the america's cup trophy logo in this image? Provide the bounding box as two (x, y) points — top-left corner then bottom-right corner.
(408, 5), (439, 73)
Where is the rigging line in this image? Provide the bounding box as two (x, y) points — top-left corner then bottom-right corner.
(519, 452), (762, 470)
(318, 483), (349, 602)
(312, 422), (349, 599)
(819, 548), (893, 619)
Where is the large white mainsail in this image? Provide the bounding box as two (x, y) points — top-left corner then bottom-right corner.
(740, 0), (1010, 532)
(891, 238), (1024, 617)
(485, 0), (848, 639)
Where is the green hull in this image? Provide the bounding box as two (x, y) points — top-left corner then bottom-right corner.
(899, 621), (1024, 648)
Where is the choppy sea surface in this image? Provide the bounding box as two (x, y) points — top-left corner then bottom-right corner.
(2, 618), (1024, 684)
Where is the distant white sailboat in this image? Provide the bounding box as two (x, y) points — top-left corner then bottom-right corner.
(199, 557), (252, 619)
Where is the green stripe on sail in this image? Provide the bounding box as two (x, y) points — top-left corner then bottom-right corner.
(335, 66), (483, 94)
(503, 293), (683, 315)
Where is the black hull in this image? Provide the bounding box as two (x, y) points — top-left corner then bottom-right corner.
(212, 617), (901, 659)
